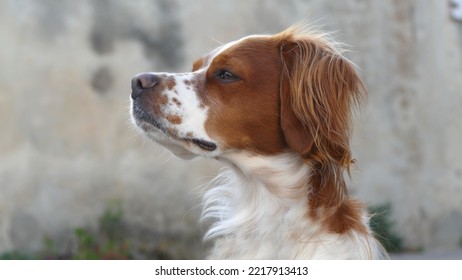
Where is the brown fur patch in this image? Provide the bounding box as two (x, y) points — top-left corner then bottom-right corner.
(325, 199), (367, 234)
(141, 91), (168, 118)
(307, 164), (367, 234)
(158, 94), (168, 105)
(192, 58), (204, 71)
(165, 76), (176, 91)
(166, 114), (182, 125)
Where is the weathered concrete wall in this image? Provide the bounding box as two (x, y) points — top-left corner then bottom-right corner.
(345, 1), (462, 250)
(0, 0), (461, 256)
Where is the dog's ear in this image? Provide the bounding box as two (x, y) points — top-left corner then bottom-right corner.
(278, 28), (368, 234)
(279, 36), (365, 170)
(279, 58), (314, 157)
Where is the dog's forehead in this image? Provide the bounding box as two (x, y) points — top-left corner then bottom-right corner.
(199, 35), (272, 68)
(195, 41), (236, 70)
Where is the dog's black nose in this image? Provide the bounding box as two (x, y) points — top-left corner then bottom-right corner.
(131, 73), (161, 99)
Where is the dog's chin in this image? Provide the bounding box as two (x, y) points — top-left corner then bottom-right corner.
(155, 139), (198, 160)
(136, 121), (198, 160)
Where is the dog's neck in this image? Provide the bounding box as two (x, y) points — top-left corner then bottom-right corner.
(202, 152), (314, 257)
(201, 151), (384, 259)
(221, 151), (310, 203)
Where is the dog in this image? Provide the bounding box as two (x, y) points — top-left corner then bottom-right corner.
(130, 25), (386, 259)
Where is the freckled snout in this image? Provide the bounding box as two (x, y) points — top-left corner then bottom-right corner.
(131, 73), (161, 100)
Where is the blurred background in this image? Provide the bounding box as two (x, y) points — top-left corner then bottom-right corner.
(1, 0), (461, 259)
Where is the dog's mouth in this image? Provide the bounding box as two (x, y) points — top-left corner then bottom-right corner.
(187, 139), (217, 151)
(132, 103), (217, 152)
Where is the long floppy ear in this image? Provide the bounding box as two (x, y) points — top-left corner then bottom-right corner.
(279, 63), (314, 157)
(280, 29), (366, 233)
(279, 32), (367, 233)
(279, 35), (366, 172)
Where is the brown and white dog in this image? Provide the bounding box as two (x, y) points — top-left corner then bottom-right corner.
(130, 25), (386, 259)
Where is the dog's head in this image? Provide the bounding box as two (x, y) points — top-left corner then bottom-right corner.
(130, 26), (365, 170)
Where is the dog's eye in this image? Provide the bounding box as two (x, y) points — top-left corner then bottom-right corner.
(216, 70), (239, 82)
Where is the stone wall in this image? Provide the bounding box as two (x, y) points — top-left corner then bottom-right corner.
(1, 0), (461, 257)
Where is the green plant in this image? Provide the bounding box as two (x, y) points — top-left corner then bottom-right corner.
(369, 204), (403, 253)
(0, 205), (130, 259)
(73, 228), (99, 259)
(73, 227), (130, 260)
(0, 251), (35, 260)
(72, 203), (130, 259)
(0, 203), (181, 259)
(100, 202), (124, 241)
